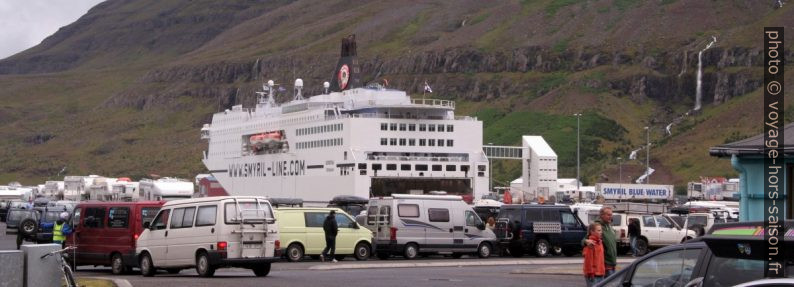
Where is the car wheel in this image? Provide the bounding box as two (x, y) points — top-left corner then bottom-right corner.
(286, 244), (304, 262)
(139, 253), (155, 277)
(354, 242), (371, 261)
(477, 242), (492, 258)
(636, 238), (649, 256)
(253, 263), (271, 277)
(552, 246), (562, 256)
(535, 239), (550, 257)
(403, 243), (419, 260)
(376, 251), (390, 260)
(111, 253), (127, 275)
(196, 252), (216, 277)
(19, 218), (37, 237)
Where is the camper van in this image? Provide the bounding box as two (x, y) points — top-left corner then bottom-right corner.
(365, 194), (496, 260)
(135, 196), (280, 277)
(139, 178), (194, 201)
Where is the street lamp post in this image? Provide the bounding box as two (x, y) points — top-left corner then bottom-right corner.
(574, 113), (582, 201)
(617, 157), (622, 183)
(645, 126), (650, 184)
(488, 142), (493, 194)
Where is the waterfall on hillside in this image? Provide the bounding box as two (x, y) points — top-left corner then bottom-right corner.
(635, 167), (655, 184)
(695, 36), (717, 111)
(629, 148), (641, 160)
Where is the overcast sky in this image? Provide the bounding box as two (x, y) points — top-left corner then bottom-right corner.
(0, 0), (105, 60)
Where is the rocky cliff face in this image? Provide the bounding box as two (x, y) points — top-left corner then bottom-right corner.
(107, 46), (774, 115)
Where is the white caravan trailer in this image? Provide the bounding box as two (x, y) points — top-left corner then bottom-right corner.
(44, 181), (65, 199)
(365, 194), (496, 260)
(111, 181), (140, 201)
(88, 177), (118, 201)
(139, 178), (194, 201)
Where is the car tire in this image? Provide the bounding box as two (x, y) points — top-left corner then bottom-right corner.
(286, 244), (304, 262)
(552, 246), (562, 256)
(376, 251), (390, 260)
(636, 238), (649, 256)
(253, 263), (271, 277)
(477, 242), (492, 258)
(196, 252), (216, 277)
(19, 218), (37, 238)
(403, 243), (419, 260)
(535, 239), (550, 257)
(354, 242), (371, 261)
(111, 253), (127, 275)
(139, 253), (155, 277)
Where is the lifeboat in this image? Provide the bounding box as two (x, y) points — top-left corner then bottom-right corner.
(250, 132), (283, 150)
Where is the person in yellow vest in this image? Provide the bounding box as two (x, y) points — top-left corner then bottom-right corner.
(41, 212), (73, 248)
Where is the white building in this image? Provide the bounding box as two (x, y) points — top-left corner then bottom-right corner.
(521, 136), (558, 201)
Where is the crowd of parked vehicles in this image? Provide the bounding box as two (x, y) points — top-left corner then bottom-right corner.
(1, 193), (756, 283)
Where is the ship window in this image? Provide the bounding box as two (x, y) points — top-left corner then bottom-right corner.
(428, 139), (436, 146)
(408, 124), (416, 131)
(432, 165), (442, 171)
(428, 124), (436, 132)
(408, 139), (416, 146)
(419, 124), (426, 131)
(372, 164), (382, 171)
(400, 164), (411, 171)
(415, 164), (428, 171)
(381, 138), (387, 146)
(419, 139), (426, 146)
(390, 138), (397, 146)
(446, 165), (456, 171)
(461, 165), (470, 172)
(437, 139), (445, 147)
(478, 165), (487, 171)
(390, 123), (397, 131)
(399, 124), (406, 131)
(381, 123), (387, 131)
(386, 164), (397, 171)
(438, 125), (445, 132)
(399, 139), (406, 146)
(448, 125), (456, 132)
(358, 163), (367, 170)
(447, 139), (454, 147)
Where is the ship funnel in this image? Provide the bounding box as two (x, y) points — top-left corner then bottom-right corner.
(329, 34), (360, 92)
(294, 78), (304, 101)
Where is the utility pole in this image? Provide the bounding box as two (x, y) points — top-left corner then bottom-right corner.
(617, 157), (622, 183)
(574, 113), (582, 201)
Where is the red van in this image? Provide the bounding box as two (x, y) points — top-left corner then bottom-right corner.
(66, 201), (164, 274)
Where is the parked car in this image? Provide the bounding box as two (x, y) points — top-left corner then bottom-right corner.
(136, 196), (281, 277)
(0, 201), (25, 222)
(275, 207), (372, 262)
(64, 201), (164, 274)
(596, 220), (793, 287)
(365, 194), (496, 260)
(666, 212), (728, 236)
(607, 211), (697, 256)
(494, 204), (587, 257)
(5, 208), (39, 237)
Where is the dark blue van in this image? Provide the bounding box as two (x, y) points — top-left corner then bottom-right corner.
(494, 205), (587, 257)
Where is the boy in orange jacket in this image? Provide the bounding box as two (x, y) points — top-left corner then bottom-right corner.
(583, 222), (606, 286)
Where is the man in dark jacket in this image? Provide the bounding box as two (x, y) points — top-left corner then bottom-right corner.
(321, 210), (339, 262)
(628, 218), (641, 257)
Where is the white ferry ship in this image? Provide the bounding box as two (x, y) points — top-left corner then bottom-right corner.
(201, 35), (489, 204)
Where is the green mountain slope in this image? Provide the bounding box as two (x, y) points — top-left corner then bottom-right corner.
(0, 0), (791, 188)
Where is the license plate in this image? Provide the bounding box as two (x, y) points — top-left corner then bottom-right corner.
(244, 244), (262, 249)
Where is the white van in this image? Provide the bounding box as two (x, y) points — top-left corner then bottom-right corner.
(136, 196), (280, 277)
(364, 194), (496, 260)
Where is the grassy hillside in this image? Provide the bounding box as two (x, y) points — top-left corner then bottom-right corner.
(0, 0), (792, 189)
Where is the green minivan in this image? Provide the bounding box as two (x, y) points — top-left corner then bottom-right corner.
(275, 208), (372, 262)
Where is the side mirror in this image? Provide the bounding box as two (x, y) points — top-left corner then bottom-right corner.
(477, 223), (485, 230)
(143, 221), (151, 229)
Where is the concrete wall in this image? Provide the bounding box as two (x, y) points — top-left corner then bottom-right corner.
(0, 250), (24, 287)
(21, 244), (62, 287)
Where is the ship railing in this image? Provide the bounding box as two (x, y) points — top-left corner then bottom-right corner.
(366, 155), (468, 162)
(324, 113), (476, 121)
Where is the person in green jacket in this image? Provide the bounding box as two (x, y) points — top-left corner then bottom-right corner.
(583, 207), (617, 277)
